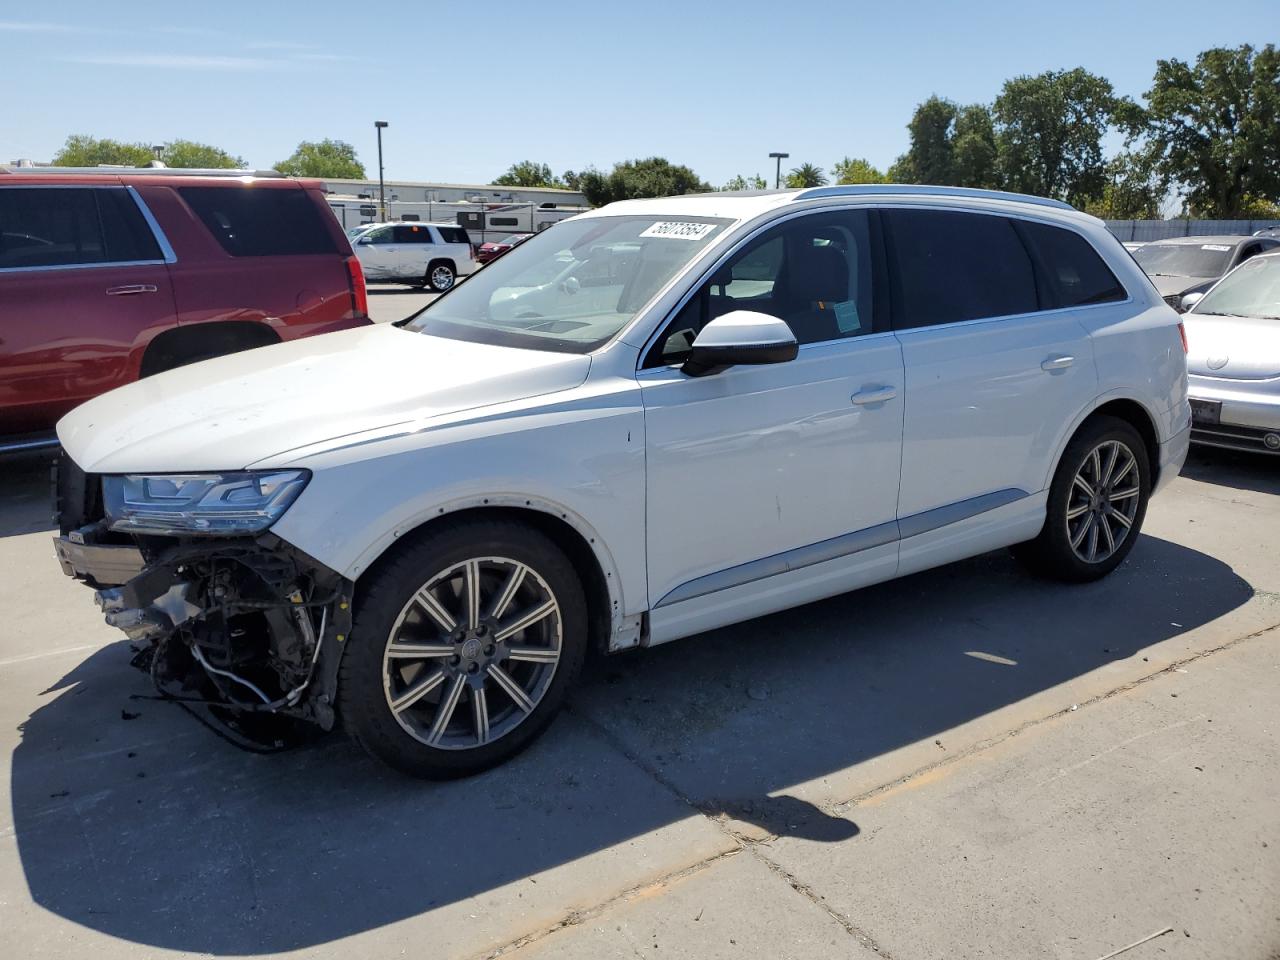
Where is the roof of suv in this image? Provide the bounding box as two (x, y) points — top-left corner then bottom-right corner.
(582, 184), (1097, 225)
(1142, 235), (1257, 247)
(0, 168), (320, 190)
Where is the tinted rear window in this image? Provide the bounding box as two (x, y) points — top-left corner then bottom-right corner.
(0, 186), (160, 268)
(437, 226), (470, 244)
(885, 209), (1038, 327)
(1016, 220), (1126, 308)
(178, 186), (337, 257)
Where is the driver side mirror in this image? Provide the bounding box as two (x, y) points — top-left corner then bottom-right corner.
(358, 236), (374, 245)
(681, 310), (798, 377)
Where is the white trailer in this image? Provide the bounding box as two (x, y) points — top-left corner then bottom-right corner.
(324, 197), (585, 243)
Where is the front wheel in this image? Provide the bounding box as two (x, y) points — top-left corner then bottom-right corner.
(338, 519), (587, 778)
(1012, 415), (1151, 582)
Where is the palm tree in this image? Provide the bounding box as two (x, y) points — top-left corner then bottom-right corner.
(786, 163), (828, 188)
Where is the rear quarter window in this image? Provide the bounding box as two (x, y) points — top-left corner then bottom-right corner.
(1015, 220), (1127, 308)
(178, 186), (337, 257)
(436, 226), (471, 245)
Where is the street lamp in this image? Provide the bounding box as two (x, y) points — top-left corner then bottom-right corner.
(769, 152), (789, 189)
(374, 121), (389, 221)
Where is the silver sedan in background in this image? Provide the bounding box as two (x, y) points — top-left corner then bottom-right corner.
(1182, 252), (1280, 454)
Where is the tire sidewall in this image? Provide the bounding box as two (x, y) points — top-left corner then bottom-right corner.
(339, 521), (587, 778)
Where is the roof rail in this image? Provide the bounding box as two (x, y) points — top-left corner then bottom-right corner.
(793, 184), (1075, 211)
(0, 165), (286, 178)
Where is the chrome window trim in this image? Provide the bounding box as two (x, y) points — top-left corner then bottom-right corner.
(0, 183), (176, 272)
(654, 488), (1029, 608)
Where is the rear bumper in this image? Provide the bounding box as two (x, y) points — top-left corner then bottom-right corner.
(1155, 422), (1191, 494)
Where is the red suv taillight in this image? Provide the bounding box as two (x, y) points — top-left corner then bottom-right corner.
(1177, 321), (1188, 354)
(346, 255), (368, 318)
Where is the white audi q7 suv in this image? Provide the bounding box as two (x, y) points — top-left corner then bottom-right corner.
(53, 185), (1192, 777)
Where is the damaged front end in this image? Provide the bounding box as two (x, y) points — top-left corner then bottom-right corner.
(52, 454), (354, 747)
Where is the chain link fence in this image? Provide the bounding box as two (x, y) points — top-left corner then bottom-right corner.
(1106, 219), (1280, 241)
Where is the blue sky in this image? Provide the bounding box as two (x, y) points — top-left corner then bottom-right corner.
(2, 1), (1274, 187)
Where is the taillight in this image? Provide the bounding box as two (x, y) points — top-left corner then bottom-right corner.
(345, 255), (368, 318)
(1177, 321), (1188, 354)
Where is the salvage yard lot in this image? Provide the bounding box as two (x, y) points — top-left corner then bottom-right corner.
(1, 447), (1277, 960)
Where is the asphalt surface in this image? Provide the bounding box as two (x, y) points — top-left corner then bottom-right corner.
(366, 283), (440, 324)
(1, 442), (1278, 960)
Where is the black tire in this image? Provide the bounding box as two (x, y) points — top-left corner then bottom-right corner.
(426, 261), (456, 292)
(1012, 415), (1151, 582)
(338, 518), (587, 778)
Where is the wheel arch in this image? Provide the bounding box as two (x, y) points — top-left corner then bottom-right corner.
(1048, 393), (1164, 492)
(352, 498), (635, 655)
(139, 321), (281, 377)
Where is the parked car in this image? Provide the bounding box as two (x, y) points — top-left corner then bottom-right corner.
(476, 233), (532, 265)
(349, 221), (477, 291)
(1132, 235), (1280, 311)
(1122, 241), (1147, 252)
(0, 168), (370, 452)
(52, 184), (1189, 778)
(1182, 251), (1280, 454)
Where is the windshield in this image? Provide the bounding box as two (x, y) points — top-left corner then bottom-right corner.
(1134, 242), (1232, 278)
(346, 225), (373, 240)
(1192, 256), (1280, 320)
(404, 215), (731, 353)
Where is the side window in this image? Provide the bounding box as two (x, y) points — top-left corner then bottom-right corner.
(0, 187), (105, 268)
(437, 226), (471, 245)
(97, 188), (163, 263)
(363, 226), (395, 244)
(1016, 220), (1126, 308)
(646, 210), (875, 366)
(178, 186), (338, 257)
(393, 224), (432, 244)
(884, 209), (1037, 328)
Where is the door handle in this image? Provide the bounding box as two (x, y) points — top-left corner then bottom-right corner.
(851, 385), (898, 405)
(1041, 355), (1074, 371)
(106, 284), (158, 296)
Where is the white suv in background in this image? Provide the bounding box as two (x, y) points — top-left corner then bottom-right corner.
(53, 185), (1191, 778)
(349, 221), (477, 290)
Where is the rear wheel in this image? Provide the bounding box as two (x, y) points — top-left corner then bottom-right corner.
(338, 519), (587, 778)
(1012, 415), (1150, 582)
(427, 261), (456, 292)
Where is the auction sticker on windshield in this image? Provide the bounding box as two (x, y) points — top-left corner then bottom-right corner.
(1201, 244), (1232, 251)
(640, 221), (719, 241)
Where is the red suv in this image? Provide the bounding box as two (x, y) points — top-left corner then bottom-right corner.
(0, 169), (370, 452)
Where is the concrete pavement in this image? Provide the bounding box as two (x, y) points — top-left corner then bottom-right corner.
(1, 446), (1277, 959)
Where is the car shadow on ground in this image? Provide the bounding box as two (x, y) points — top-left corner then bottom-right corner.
(0, 453), (55, 538)
(1181, 445), (1280, 495)
(9, 526), (1256, 954)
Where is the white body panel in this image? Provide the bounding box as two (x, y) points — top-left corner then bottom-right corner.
(57, 186), (1190, 654)
(351, 222), (476, 281)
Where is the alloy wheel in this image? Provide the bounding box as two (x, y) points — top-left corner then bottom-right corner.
(383, 557), (562, 750)
(1065, 439), (1141, 564)
(431, 266), (454, 290)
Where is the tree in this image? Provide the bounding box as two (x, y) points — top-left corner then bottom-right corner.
(1083, 149), (1167, 219)
(273, 139), (365, 178)
(993, 68), (1120, 204)
(785, 163), (828, 188)
(898, 96), (959, 184)
(831, 157), (885, 184)
(52, 135), (155, 167)
(575, 157), (710, 206)
(721, 173), (768, 190)
(493, 161), (564, 188)
(1139, 44), (1280, 218)
(951, 105), (999, 188)
(161, 139), (244, 169)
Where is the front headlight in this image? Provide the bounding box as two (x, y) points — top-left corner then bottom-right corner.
(102, 471), (310, 536)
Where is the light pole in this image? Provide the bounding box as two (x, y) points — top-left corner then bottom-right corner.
(374, 120), (389, 221)
(769, 151), (789, 189)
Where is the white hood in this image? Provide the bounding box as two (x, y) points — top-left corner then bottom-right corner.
(1184, 313), (1280, 381)
(57, 325), (591, 473)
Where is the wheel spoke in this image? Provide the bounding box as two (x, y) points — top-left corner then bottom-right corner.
(464, 560), (481, 631)
(1109, 485), (1140, 502)
(1070, 512), (1094, 549)
(1100, 443), (1119, 487)
(1089, 447), (1102, 485)
(386, 642), (454, 660)
(1109, 455), (1135, 488)
(487, 663), (535, 713)
(488, 564), (527, 621)
(506, 644), (560, 664)
(1098, 512), (1116, 555)
(471, 687), (490, 745)
(494, 599), (558, 642)
(414, 587), (457, 633)
(1066, 502), (1091, 520)
(1086, 518), (1100, 562)
(427, 674), (467, 744)
(1072, 474), (1096, 499)
(390, 668), (446, 713)
(1110, 509), (1133, 529)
